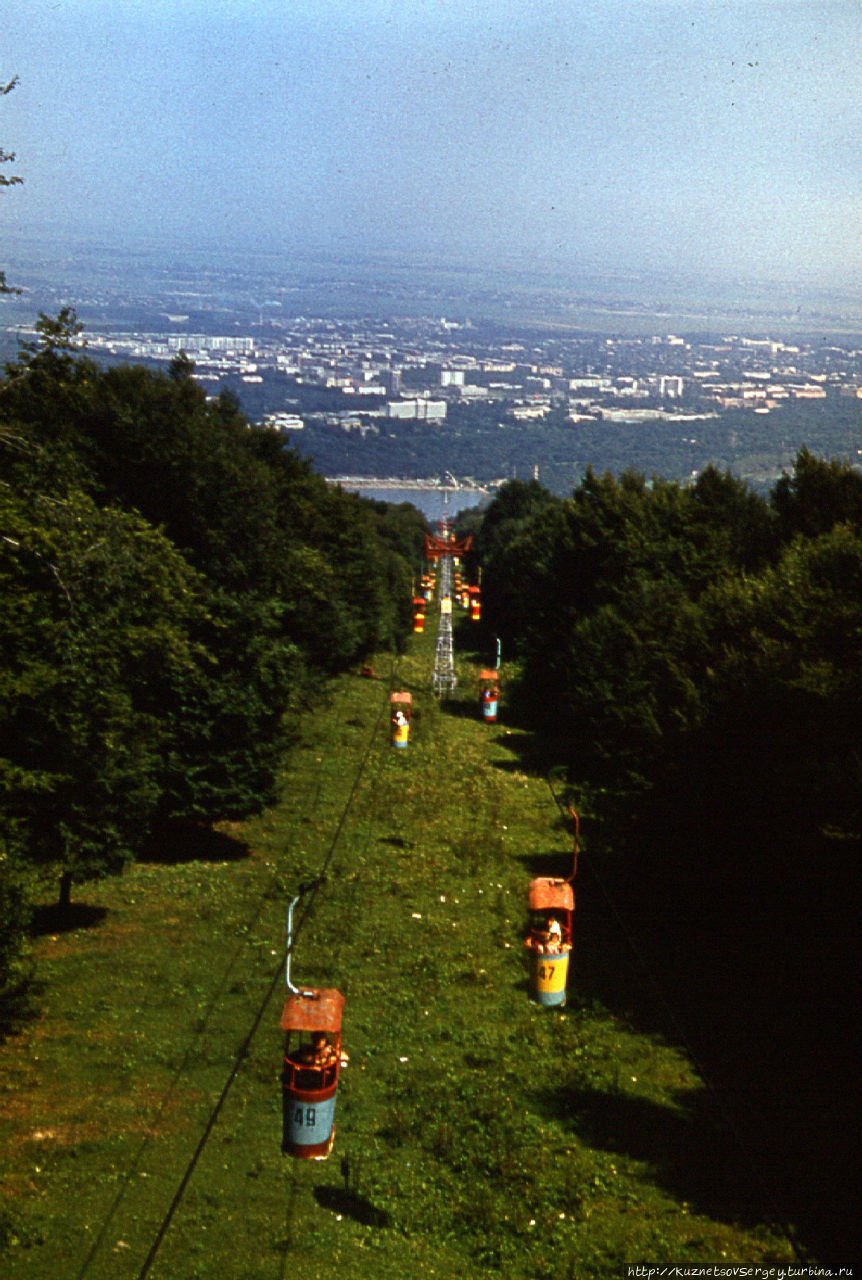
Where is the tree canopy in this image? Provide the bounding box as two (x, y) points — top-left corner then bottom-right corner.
(0, 319), (425, 1021)
(477, 458), (862, 831)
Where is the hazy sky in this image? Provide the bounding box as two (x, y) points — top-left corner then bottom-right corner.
(2, 0), (860, 287)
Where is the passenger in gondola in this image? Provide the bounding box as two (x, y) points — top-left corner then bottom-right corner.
(297, 1032), (349, 1070)
(294, 1029), (345, 1070)
(529, 922), (551, 953)
(307, 1033), (335, 1067)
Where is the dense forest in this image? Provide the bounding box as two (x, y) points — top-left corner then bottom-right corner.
(455, 462), (861, 1258)
(0, 313), (427, 1024)
(467, 460), (862, 829)
(463, 459), (861, 994)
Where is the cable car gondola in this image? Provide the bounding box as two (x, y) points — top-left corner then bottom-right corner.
(281, 989), (346, 1159)
(390, 691), (412, 748)
(525, 878), (573, 1007)
(525, 808), (580, 1007)
(281, 895), (347, 1160)
(479, 669), (500, 723)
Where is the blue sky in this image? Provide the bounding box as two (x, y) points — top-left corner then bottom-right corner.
(2, 0), (860, 287)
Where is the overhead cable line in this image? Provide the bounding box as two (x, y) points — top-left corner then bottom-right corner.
(130, 665), (397, 1280)
(73, 674), (368, 1280)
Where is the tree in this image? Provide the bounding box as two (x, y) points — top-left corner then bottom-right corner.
(687, 464), (777, 573)
(479, 467), (776, 788)
(1, 75), (22, 296)
(698, 521), (862, 827)
(153, 588), (301, 826)
(245, 429), (420, 663)
(0, 487), (209, 909)
(771, 447), (862, 542)
(1, 326), (425, 894)
(473, 479), (562, 654)
(0, 833), (33, 1033)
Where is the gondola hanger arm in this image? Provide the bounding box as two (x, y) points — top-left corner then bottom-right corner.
(565, 806), (580, 884)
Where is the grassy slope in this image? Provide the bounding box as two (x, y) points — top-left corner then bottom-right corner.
(0, 622), (797, 1279)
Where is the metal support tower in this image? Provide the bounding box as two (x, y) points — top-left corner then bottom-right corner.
(432, 554), (457, 697)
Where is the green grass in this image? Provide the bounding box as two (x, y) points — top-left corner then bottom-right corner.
(0, 622), (798, 1278)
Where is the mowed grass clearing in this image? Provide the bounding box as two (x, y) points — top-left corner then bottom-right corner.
(0, 626), (797, 1279)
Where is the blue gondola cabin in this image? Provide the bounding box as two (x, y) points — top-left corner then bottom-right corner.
(281, 988), (346, 1159)
(479, 669), (499, 722)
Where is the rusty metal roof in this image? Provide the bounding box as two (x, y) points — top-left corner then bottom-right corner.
(280, 988), (345, 1033)
(528, 877), (575, 913)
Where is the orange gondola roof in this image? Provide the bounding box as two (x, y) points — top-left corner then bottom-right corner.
(528, 877), (574, 913)
(281, 988), (345, 1033)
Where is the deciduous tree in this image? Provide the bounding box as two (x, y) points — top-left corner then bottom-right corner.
(0, 488), (208, 909)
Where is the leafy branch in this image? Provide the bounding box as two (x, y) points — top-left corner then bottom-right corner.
(1, 74), (22, 294)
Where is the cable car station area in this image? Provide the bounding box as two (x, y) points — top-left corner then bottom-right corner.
(0, 528), (802, 1280)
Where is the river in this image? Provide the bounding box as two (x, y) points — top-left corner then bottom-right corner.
(330, 484), (490, 523)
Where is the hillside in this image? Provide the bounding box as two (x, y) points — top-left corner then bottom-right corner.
(0, 619), (803, 1279)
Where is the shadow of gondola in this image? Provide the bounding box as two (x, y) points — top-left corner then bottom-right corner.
(313, 1185), (391, 1228)
(379, 835), (411, 849)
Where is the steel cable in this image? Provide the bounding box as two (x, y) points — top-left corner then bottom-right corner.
(129, 665), (397, 1280)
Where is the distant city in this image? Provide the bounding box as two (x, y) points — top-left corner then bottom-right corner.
(71, 320), (862, 422)
(3, 242), (862, 495)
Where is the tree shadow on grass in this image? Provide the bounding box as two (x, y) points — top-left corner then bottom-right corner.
(313, 1185), (391, 1228)
(439, 696), (484, 721)
(570, 813), (861, 1267)
(484, 691), (860, 1263)
(485, 723), (568, 778)
(139, 820), (251, 865)
(30, 901), (108, 937)
(514, 848), (576, 880)
(535, 1082), (777, 1238)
